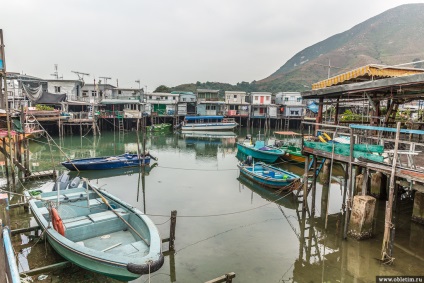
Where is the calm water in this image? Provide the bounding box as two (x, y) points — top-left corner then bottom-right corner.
(6, 129), (424, 283)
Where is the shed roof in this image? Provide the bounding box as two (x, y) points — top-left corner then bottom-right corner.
(302, 72), (424, 101)
(312, 64), (424, 90)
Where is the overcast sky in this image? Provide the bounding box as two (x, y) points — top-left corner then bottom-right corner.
(1, 0), (423, 90)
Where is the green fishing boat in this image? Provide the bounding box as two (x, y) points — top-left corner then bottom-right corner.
(146, 123), (172, 132)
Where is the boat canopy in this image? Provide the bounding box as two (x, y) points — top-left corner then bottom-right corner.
(184, 116), (224, 121)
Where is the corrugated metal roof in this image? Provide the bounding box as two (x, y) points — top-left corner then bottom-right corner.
(312, 64), (424, 90)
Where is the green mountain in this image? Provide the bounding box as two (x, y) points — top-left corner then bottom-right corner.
(259, 3), (424, 91)
(162, 4), (424, 93)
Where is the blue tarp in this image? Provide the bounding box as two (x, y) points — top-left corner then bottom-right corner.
(0, 59), (3, 70)
(307, 101), (319, 113)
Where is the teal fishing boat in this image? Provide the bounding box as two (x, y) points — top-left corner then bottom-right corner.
(25, 178), (164, 281)
(237, 161), (300, 189)
(236, 134), (285, 163)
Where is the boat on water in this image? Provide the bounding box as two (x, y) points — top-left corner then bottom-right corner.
(272, 131), (307, 163)
(181, 116), (238, 131)
(146, 123), (172, 132)
(181, 130), (237, 139)
(237, 175), (297, 210)
(25, 178), (164, 281)
(236, 134), (285, 163)
(66, 163), (158, 181)
(238, 160), (301, 189)
(61, 153), (157, 171)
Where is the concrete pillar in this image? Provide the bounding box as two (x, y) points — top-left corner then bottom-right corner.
(370, 172), (386, 199)
(346, 239), (374, 279)
(348, 195), (376, 240)
(355, 174), (363, 195)
(412, 191), (424, 224)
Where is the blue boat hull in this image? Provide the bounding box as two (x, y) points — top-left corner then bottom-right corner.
(238, 162), (300, 189)
(62, 154), (151, 171)
(236, 143), (284, 163)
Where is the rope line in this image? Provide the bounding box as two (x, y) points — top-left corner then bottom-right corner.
(157, 165), (238, 171)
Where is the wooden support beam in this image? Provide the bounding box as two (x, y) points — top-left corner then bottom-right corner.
(20, 261), (71, 276)
(169, 210), (177, 251)
(11, 226), (40, 236)
(205, 272), (236, 283)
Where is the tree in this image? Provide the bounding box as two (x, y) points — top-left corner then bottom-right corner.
(154, 85), (170, 93)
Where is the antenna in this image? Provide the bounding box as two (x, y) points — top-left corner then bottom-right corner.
(71, 70), (90, 82)
(99, 76), (112, 85)
(51, 64), (63, 80)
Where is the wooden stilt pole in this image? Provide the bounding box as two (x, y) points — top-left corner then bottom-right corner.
(169, 210), (177, 251)
(381, 122), (401, 263)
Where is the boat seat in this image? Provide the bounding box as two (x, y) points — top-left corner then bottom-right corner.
(66, 215), (130, 242)
(89, 198), (107, 213)
(63, 192), (87, 201)
(63, 216), (93, 229)
(88, 208), (127, 223)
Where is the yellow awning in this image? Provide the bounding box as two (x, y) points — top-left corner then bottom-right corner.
(312, 64), (424, 90)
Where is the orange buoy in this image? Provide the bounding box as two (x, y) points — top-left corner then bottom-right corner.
(51, 207), (65, 236)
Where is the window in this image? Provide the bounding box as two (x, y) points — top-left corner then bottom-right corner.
(297, 97), (302, 102)
(173, 96), (176, 100)
(149, 96), (153, 99)
(255, 96), (258, 100)
(206, 105), (216, 110)
(54, 86), (61, 93)
(284, 97), (289, 101)
(118, 90), (122, 94)
(183, 98), (186, 102)
(91, 91), (97, 97)
(234, 95), (237, 99)
(227, 95), (230, 100)
(82, 91), (88, 97)
(266, 96), (270, 100)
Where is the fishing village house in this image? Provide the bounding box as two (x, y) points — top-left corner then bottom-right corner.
(196, 89), (224, 116)
(172, 91), (197, 116)
(145, 92), (179, 117)
(250, 92), (277, 118)
(274, 92), (305, 118)
(4, 73), (44, 110)
(224, 91), (249, 118)
(99, 87), (145, 118)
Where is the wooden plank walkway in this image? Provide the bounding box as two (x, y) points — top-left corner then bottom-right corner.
(23, 170), (56, 181)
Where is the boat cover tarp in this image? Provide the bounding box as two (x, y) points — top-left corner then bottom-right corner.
(35, 92), (67, 104)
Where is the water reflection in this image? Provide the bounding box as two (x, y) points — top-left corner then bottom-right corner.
(8, 130), (424, 282)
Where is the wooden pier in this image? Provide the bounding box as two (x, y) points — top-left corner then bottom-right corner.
(300, 68), (424, 263)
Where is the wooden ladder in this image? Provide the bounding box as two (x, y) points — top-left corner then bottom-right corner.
(118, 118), (124, 135)
(284, 116), (290, 131)
(296, 156), (326, 200)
